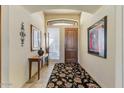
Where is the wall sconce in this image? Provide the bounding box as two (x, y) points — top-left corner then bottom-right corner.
(20, 22), (26, 47)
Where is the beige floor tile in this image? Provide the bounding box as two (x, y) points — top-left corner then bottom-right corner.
(22, 62), (55, 88)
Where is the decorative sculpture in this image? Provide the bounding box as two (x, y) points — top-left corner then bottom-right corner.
(38, 48), (44, 56)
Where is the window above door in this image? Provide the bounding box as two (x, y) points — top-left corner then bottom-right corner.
(47, 19), (78, 26)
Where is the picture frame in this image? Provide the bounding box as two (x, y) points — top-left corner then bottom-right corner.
(45, 32), (49, 53)
(30, 25), (41, 51)
(88, 16), (107, 58)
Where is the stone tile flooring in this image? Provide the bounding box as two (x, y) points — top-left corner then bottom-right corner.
(22, 62), (55, 88)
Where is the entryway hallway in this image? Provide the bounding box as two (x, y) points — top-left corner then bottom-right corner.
(0, 5), (123, 88)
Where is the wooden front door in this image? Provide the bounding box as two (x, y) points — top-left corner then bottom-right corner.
(65, 28), (78, 63)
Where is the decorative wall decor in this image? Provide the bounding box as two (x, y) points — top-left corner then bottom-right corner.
(45, 32), (49, 53)
(20, 22), (26, 47)
(31, 25), (41, 51)
(88, 16), (107, 58)
(37, 48), (44, 56)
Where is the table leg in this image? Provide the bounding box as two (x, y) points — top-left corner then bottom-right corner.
(47, 56), (49, 66)
(41, 58), (43, 68)
(38, 61), (40, 80)
(29, 61), (32, 80)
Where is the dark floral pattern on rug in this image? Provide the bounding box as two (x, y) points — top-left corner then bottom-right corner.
(46, 63), (101, 88)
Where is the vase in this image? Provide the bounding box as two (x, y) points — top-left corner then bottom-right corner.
(38, 48), (44, 56)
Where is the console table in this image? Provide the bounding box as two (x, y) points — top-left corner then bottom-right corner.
(28, 56), (43, 80)
(28, 54), (49, 80)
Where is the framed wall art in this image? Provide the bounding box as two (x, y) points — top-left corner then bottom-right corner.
(45, 32), (49, 53)
(88, 16), (107, 58)
(30, 25), (41, 51)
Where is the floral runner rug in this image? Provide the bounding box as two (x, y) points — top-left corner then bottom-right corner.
(46, 63), (101, 88)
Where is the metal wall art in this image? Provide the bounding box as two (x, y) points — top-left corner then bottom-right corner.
(20, 22), (26, 47)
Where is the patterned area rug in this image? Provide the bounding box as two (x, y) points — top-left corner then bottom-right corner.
(46, 63), (101, 88)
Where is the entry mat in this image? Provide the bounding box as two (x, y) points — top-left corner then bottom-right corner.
(46, 63), (101, 88)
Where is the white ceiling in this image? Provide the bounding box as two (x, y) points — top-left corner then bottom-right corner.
(22, 5), (101, 14)
(44, 9), (81, 14)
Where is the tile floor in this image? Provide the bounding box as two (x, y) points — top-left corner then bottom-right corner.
(22, 62), (55, 88)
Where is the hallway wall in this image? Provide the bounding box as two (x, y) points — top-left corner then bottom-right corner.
(79, 6), (116, 87)
(1, 5), (45, 87)
(1, 5), (10, 87)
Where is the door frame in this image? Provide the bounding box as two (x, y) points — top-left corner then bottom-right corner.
(0, 5), (1, 88)
(115, 6), (123, 87)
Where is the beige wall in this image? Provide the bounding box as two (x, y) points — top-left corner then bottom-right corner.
(79, 6), (116, 87)
(1, 5), (45, 87)
(1, 5), (10, 87)
(115, 6), (123, 87)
